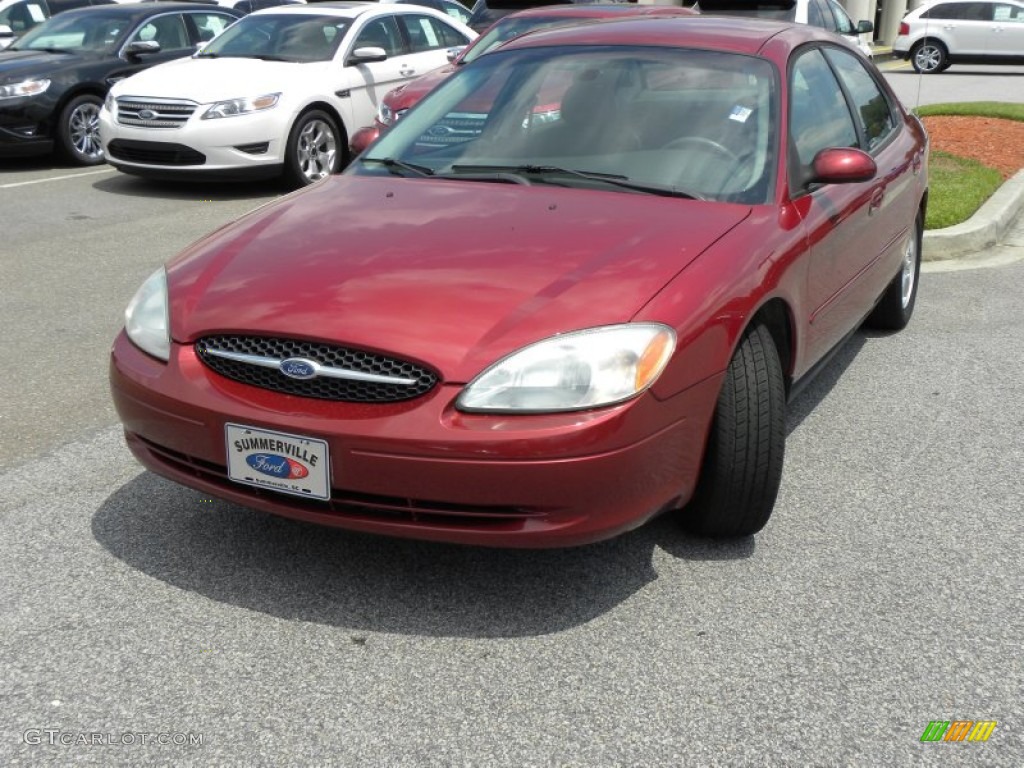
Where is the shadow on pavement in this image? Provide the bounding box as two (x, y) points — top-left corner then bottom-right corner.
(92, 473), (754, 638)
(92, 171), (289, 202)
(786, 331), (867, 436)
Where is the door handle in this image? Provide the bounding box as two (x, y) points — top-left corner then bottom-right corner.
(868, 187), (885, 216)
(399, 67), (415, 76)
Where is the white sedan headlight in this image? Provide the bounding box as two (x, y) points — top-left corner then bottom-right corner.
(458, 324), (676, 413)
(377, 102), (394, 126)
(0, 78), (50, 100)
(201, 93), (280, 120)
(125, 268), (170, 361)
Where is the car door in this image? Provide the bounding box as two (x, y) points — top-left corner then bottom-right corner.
(788, 46), (900, 361)
(339, 14), (409, 131)
(105, 12), (197, 87)
(990, 1), (1024, 56)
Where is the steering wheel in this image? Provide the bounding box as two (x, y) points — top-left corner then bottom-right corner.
(661, 136), (740, 166)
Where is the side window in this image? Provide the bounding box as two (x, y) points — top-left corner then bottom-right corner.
(399, 13), (466, 53)
(441, 1), (471, 24)
(829, 0), (857, 34)
(824, 47), (897, 152)
(352, 15), (404, 56)
(993, 3), (1023, 19)
(2, 2), (48, 33)
(131, 14), (190, 51)
(187, 11), (234, 44)
(789, 48), (858, 171)
(924, 2), (973, 19)
(807, 0), (830, 29)
(963, 2), (995, 19)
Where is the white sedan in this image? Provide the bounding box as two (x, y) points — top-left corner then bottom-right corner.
(99, 3), (476, 186)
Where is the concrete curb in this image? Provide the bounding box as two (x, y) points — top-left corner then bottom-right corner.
(923, 168), (1024, 262)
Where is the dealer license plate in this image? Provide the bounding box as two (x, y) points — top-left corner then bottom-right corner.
(226, 423), (330, 500)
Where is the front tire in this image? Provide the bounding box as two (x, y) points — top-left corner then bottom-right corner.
(911, 39), (948, 74)
(284, 110), (342, 188)
(683, 323), (786, 538)
(58, 94), (104, 165)
(866, 212), (922, 331)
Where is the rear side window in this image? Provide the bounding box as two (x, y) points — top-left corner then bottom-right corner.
(187, 11), (234, 43)
(807, 0), (831, 29)
(398, 13), (467, 52)
(824, 47), (897, 152)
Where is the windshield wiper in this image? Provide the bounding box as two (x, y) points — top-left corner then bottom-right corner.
(448, 164), (703, 199)
(361, 157), (435, 177)
(30, 46), (74, 54)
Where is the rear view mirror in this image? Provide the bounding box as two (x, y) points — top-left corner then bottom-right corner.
(810, 147), (877, 185)
(347, 46), (387, 65)
(856, 20), (874, 34)
(124, 40), (161, 58)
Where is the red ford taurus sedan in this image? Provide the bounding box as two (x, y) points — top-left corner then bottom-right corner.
(110, 16), (928, 547)
(348, 3), (699, 156)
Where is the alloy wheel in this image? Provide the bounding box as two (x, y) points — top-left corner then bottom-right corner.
(296, 118), (337, 183)
(69, 102), (103, 162)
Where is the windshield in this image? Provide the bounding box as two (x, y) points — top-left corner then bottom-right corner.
(11, 12), (132, 53)
(358, 46), (778, 204)
(198, 14), (348, 62)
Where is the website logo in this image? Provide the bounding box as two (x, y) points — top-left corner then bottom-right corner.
(920, 720), (997, 742)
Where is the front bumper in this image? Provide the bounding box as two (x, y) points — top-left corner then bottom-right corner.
(0, 98), (56, 157)
(110, 332), (722, 548)
(99, 105), (286, 178)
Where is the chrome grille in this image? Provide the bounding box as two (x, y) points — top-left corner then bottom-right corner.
(196, 335), (438, 403)
(116, 98), (197, 128)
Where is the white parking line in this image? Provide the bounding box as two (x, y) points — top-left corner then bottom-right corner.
(0, 167), (116, 190)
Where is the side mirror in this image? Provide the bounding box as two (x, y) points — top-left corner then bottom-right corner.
(856, 20), (874, 34)
(445, 45), (465, 63)
(346, 46), (387, 65)
(809, 147), (877, 185)
(0, 24), (14, 38)
(124, 39), (161, 58)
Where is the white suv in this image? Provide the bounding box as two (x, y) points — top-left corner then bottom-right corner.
(893, 0), (1024, 73)
(696, 0), (876, 58)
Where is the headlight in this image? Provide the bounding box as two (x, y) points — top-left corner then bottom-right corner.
(0, 78), (50, 100)
(125, 268), (170, 361)
(377, 102), (394, 126)
(201, 93), (280, 120)
(104, 91), (115, 113)
(457, 323), (676, 413)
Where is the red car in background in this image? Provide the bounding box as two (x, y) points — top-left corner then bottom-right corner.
(111, 17), (927, 548)
(349, 3), (697, 155)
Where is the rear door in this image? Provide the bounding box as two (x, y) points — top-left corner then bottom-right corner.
(990, 1), (1024, 56)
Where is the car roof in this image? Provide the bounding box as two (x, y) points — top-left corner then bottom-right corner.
(504, 4), (698, 20)
(43, 1), (241, 18)
(249, 1), (450, 17)
(495, 14), (825, 56)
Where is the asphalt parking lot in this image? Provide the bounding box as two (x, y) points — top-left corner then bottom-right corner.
(2, 67), (1023, 764)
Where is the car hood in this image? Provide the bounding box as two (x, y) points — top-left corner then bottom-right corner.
(112, 56), (329, 101)
(0, 48), (96, 79)
(384, 65), (455, 111)
(168, 176), (751, 381)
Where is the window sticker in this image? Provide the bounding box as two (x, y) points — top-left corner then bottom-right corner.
(729, 105), (753, 123)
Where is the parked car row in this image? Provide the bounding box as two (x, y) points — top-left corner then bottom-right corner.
(108, 16), (929, 546)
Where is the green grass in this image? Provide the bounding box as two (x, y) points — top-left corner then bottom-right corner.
(925, 151), (1003, 230)
(911, 102), (1022, 229)
(914, 102), (1024, 121)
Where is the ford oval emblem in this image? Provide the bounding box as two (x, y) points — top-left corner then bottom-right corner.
(137, 109), (157, 120)
(279, 357), (318, 380)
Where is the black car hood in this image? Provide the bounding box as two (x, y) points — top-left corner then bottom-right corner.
(0, 49), (104, 81)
